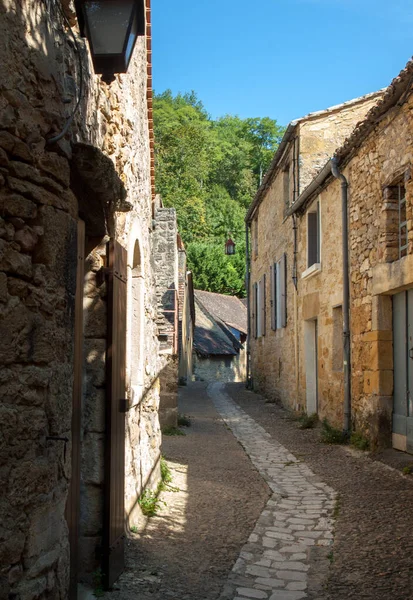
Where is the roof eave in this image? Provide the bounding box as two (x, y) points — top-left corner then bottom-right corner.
(246, 123), (297, 223)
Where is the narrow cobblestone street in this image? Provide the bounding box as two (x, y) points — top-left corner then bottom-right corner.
(107, 382), (413, 600)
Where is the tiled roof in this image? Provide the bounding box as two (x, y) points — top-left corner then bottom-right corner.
(193, 298), (238, 357)
(194, 290), (247, 334)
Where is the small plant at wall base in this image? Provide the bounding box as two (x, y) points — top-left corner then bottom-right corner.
(350, 431), (370, 451)
(320, 419), (348, 445)
(178, 413), (191, 427)
(298, 413), (318, 429)
(138, 489), (165, 517)
(160, 455), (172, 484)
(92, 569), (105, 598)
(162, 425), (185, 436)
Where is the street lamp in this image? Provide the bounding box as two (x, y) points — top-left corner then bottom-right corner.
(74, 0), (146, 83)
(225, 235), (236, 256)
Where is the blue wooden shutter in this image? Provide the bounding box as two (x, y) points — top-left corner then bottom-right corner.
(270, 264), (276, 330)
(262, 274), (266, 336)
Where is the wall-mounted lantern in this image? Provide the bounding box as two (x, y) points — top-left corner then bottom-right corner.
(74, 0), (145, 83)
(225, 235), (236, 256)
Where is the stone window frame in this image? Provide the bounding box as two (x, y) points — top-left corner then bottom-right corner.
(398, 183), (408, 259)
(381, 168), (411, 263)
(302, 198), (322, 280)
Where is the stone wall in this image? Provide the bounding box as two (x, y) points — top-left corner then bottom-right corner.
(250, 75), (413, 448)
(193, 349), (246, 383)
(249, 92), (382, 422)
(153, 206), (179, 428)
(295, 185), (345, 426)
(0, 0), (162, 596)
(345, 91), (413, 447)
(298, 93), (383, 190)
(178, 249), (194, 385)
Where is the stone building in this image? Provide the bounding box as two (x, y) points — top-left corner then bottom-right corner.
(246, 89), (384, 429)
(153, 199), (194, 427)
(289, 60), (413, 450)
(193, 290), (247, 383)
(0, 0), (180, 597)
(247, 58), (413, 451)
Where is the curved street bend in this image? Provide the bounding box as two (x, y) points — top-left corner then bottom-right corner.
(107, 382), (413, 600)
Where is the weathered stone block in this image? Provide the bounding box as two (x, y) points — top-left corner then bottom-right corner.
(0, 272), (7, 303)
(7, 176), (67, 211)
(80, 484), (103, 536)
(24, 497), (67, 559)
(82, 434), (105, 485)
(0, 239), (32, 278)
(0, 131), (32, 163)
(38, 153), (70, 187)
(0, 192), (37, 219)
(363, 369), (393, 396)
(84, 339), (106, 387)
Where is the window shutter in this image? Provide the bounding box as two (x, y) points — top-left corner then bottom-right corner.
(280, 253), (287, 328)
(252, 283), (257, 339)
(316, 201), (321, 263)
(308, 212), (318, 267)
(275, 261), (280, 329)
(262, 274), (266, 336)
(270, 264), (276, 330)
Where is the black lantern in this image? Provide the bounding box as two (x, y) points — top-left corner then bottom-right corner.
(225, 236), (236, 255)
(74, 0), (146, 83)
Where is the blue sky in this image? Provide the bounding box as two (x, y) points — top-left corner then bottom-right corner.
(152, 0), (412, 126)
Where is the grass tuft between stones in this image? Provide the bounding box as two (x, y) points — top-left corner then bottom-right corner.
(350, 431), (370, 451)
(162, 425), (186, 436)
(320, 418), (348, 444)
(297, 412), (319, 429)
(178, 413), (191, 427)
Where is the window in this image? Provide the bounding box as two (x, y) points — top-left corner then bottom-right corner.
(259, 275), (266, 337)
(270, 254), (287, 330)
(399, 184), (407, 258)
(307, 201), (320, 268)
(332, 306), (343, 371)
(253, 282), (258, 339)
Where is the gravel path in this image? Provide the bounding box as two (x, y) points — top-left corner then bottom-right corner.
(106, 382), (270, 600)
(227, 383), (413, 600)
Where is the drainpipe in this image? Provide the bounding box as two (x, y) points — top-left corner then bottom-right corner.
(331, 157), (351, 434)
(245, 222), (252, 389)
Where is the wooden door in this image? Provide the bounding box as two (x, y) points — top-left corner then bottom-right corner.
(305, 318), (318, 415)
(393, 290), (413, 453)
(67, 219), (85, 600)
(103, 239), (128, 589)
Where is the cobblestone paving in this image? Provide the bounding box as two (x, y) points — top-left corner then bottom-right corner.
(209, 383), (336, 600)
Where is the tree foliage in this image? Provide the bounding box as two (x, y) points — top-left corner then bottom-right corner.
(153, 90), (284, 295)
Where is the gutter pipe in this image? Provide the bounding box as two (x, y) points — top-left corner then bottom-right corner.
(331, 157), (351, 434)
(245, 222), (252, 388)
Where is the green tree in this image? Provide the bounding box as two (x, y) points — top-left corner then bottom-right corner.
(153, 90), (283, 296)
